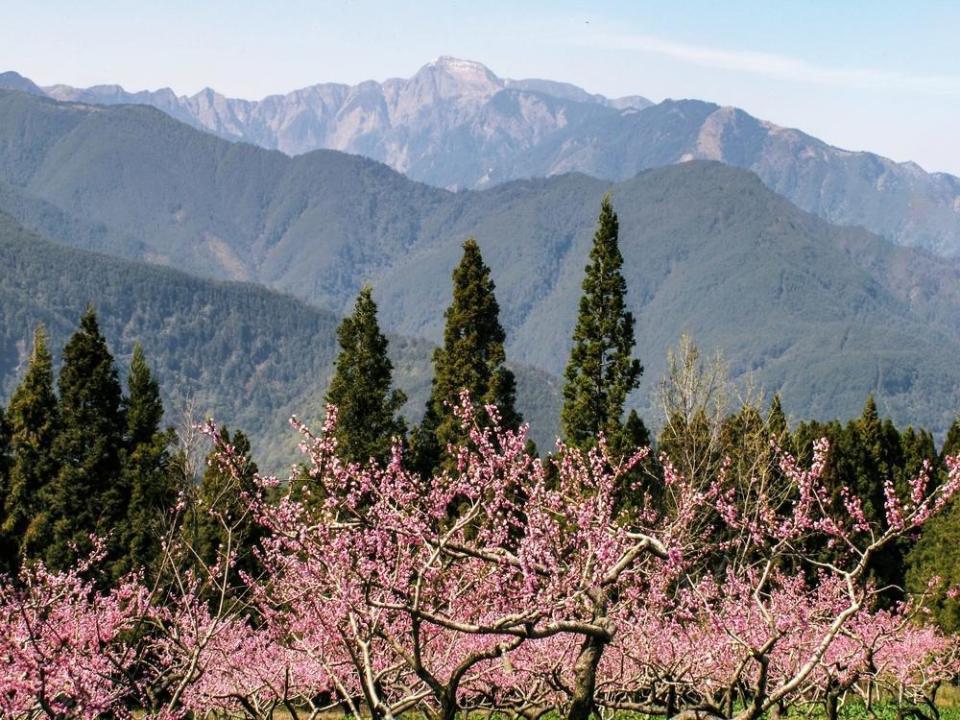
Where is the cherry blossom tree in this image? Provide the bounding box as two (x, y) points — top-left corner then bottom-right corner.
(0, 546), (148, 720)
(232, 396), (704, 720)
(2, 397), (959, 720)
(638, 444), (960, 720)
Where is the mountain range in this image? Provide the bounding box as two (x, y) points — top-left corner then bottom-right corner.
(4, 59), (959, 256)
(1, 88), (959, 438)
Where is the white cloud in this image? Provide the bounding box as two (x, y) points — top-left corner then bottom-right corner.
(572, 30), (960, 96)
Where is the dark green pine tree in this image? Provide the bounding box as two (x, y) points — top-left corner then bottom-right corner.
(904, 416), (960, 631)
(325, 287), (407, 465)
(848, 398), (905, 595)
(413, 239), (520, 474)
(116, 343), (176, 577)
(2, 327), (61, 566)
(185, 428), (263, 593)
(767, 395), (788, 441)
(906, 500), (960, 632)
(849, 395), (897, 523)
(43, 309), (126, 571)
(561, 194), (644, 452)
(941, 416), (960, 460)
(803, 396), (908, 601)
(897, 426), (937, 489)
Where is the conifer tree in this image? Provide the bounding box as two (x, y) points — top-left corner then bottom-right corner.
(897, 426), (937, 485)
(941, 415), (960, 460)
(116, 343), (175, 576)
(904, 416), (960, 631)
(325, 287), (407, 465)
(561, 195), (644, 452)
(849, 395), (896, 522)
(413, 239), (520, 474)
(185, 428), (263, 593)
(800, 397), (907, 600)
(906, 489), (960, 632)
(2, 327), (60, 565)
(43, 308), (126, 571)
(767, 395), (788, 440)
(762, 395), (791, 498)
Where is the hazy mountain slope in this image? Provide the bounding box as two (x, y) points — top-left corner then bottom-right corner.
(0, 177), (145, 257)
(519, 100), (960, 256)
(0, 212), (561, 467)
(0, 71), (44, 96)
(0, 90), (454, 306)
(368, 166), (960, 432)
(8, 59), (960, 254)
(1, 89), (959, 433)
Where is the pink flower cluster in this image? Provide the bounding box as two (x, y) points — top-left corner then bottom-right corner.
(2, 396), (958, 720)
(0, 548), (149, 720)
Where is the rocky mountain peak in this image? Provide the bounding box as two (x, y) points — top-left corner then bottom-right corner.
(415, 56), (502, 97)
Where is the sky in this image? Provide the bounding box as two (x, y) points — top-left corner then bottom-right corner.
(2, 0), (959, 175)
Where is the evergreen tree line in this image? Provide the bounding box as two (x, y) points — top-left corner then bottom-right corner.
(0, 309), (259, 582)
(2, 196), (960, 630)
(332, 196), (647, 473)
(0, 311), (173, 577)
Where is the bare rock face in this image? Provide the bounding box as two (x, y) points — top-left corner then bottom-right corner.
(8, 59), (960, 255)
(21, 58), (649, 189)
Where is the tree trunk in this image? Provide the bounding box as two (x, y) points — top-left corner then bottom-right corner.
(567, 635), (606, 720)
(825, 692), (839, 720)
(666, 684), (677, 719)
(439, 689), (457, 720)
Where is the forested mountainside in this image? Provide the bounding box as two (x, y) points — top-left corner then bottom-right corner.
(1, 89), (960, 433)
(5, 58), (959, 254)
(0, 212), (560, 467)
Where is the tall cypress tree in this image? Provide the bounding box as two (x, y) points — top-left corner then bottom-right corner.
(116, 343), (175, 576)
(2, 327), (60, 565)
(325, 287), (407, 465)
(767, 395), (788, 441)
(413, 239), (520, 474)
(185, 428), (263, 593)
(848, 395), (895, 523)
(796, 397), (910, 602)
(43, 308), (126, 571)
(941, 416), (960, 460)
(561, 195), (644, 452)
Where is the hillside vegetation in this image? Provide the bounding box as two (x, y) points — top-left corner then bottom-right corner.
(1, 90), (960, 433)
(0, 213), (560, 466)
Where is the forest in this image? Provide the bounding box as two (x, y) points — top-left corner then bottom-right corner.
(2, 199), (960, 720)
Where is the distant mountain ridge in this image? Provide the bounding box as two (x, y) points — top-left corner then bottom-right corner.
(17, 58), (650, 189)
(1, 89), (960, 436)
(4, 60), (960, 255)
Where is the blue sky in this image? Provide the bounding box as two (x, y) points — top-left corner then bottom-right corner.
(3, 0), (959, 174)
